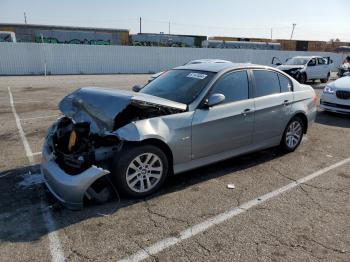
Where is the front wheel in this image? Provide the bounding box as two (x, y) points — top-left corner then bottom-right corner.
(280, 117), (304, 152)
(298, 73), (307, 84)
(111, 144), (169, 197)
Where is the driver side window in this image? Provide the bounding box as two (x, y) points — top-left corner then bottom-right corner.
(209, 71), (249, 104)
(308, 58), (316, 66)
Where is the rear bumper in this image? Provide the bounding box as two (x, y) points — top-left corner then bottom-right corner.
(41, 142), (109, 210)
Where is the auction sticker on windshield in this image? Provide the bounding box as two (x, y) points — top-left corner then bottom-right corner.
(187, 72), (208, 80)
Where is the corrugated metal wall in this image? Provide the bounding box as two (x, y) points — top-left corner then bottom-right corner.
(0, 42), (343, 75)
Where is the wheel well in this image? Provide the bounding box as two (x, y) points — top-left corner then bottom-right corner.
(293, 113), (308, 134)
(125, 138), (174, 174)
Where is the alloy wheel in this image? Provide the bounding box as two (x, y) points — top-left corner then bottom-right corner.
(126, 153), (163, 193)
(286, 121), (303, 149)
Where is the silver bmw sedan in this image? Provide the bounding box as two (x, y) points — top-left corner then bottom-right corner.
(41, 62), (317, 209)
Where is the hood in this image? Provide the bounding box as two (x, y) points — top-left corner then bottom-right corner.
(328, 76), (350, 90)
(59, 87), (187, 133)
(277, 65), (305, 71)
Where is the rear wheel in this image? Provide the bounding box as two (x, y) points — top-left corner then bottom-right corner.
(321, 73), (330, 83)
(280, 117), (304, 152)
(111, 144), (168, 197)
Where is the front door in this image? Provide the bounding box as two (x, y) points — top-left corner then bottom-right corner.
(305, 58), (318, 80)
(191, 70), (254, 159)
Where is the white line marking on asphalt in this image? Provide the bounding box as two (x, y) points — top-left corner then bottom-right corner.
(119, 157), (350, 262)
(41, 202), (65, 262)
(8, 87), (65, 262)
(8, 87), (34, 164)
(20, 114), (60, 121)
(30, 152), (42, 157)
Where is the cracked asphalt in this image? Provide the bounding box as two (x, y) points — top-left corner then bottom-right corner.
(0, 74), (349, 262)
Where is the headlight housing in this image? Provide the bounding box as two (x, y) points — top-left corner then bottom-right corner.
(323, 86), (335, 94)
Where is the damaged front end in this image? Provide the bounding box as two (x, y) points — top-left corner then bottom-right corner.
(41, 87), (186, 210)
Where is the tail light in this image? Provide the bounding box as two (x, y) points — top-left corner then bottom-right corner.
(312, 93), (318, 106)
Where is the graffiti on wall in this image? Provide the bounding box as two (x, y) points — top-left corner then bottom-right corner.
(34, 30), (115, 45)
(35, 36), (111, 45)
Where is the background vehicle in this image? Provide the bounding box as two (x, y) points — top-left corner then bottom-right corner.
(0, 31), (16, 42)
(337, 56), (350, 77)
(42, 63), (317, 209)
(148, 59), (232, 82)
(276, 56), (332, 84)
(320, 76), (350, 114)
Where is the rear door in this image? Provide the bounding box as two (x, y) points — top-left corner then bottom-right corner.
(252, 70), (293, 144)
(191, 70), (254, 159)
(317, 57), (329, 79)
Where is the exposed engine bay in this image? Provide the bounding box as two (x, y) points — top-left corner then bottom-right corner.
(51, 90), (186, 175)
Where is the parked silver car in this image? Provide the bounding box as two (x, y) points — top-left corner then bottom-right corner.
(320, 76), (350, 114)
(41, 63), (317, 209)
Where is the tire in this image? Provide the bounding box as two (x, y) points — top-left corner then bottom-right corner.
(280, 116), (304, 153)
(111, 144), (169, 197)
(320, 73), (330, 83)
(298, 73), (307, 84)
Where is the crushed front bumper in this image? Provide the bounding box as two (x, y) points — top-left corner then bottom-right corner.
(41, 142), (110, 210)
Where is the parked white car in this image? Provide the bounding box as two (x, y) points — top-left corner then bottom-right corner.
(276, 56), (332, 84)
(320, 76), (350, 114)
(148, 59), (232, 82)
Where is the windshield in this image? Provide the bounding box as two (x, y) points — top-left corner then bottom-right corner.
(140, 69), (215, 104)
(285, 58), (309, 65)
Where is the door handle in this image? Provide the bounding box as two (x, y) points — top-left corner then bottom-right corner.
(242, 108), (252, 116)
(283, 100), (290, 106)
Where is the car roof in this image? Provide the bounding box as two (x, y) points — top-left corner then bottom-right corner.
(293, 56), (322, 59)
(175, 62), (267, 73)
(188, 59), (232, 64)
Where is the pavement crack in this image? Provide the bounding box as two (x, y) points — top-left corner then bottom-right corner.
(194, 239), (211, 255)
(298, 185), (325, 210)
(270, 166), (298, 182)
(308, 238), (349, 254)
(303, 183), (350, 193)
(144, 200), (190, 227)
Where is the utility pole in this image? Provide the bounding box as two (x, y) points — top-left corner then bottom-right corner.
(24, 12), (27, 24)
(168, 21), (171, 35)
(139, 17), (142, 34)
(40, 33), (47, 76)
(290, 23), (296, 40)
(270, 28), (273, 41)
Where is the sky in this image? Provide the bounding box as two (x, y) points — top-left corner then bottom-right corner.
(1, 0), (349, 42)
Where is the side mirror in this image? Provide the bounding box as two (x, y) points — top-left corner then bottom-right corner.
(132, 85), (142, 92)
(275, 62), (282, 66)
(205, 93), (225, 108)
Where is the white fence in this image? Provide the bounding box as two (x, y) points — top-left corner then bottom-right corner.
(0, 42), (344, 75)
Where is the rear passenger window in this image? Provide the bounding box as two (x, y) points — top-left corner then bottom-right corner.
(209, 71), (249, 104)
(253, 70), (280, 97)
(317, 58), (325, 65)
(278, 74), (292, 92)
